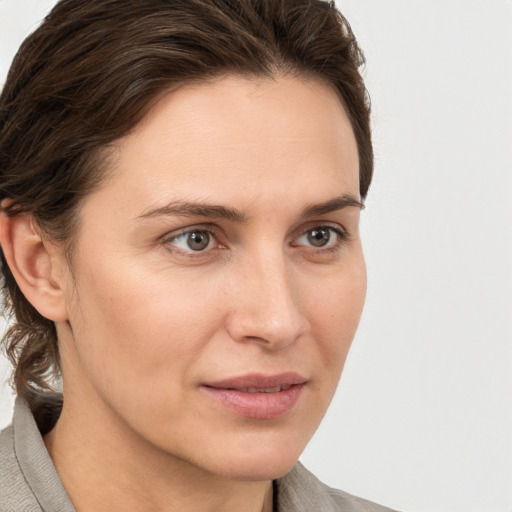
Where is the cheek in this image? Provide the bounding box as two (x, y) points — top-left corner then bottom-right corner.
(65, 257), (227, 398)
(305, 256), (367, 377)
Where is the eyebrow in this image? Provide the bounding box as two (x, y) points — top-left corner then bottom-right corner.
(137, 194), (364, 223)
(300, 194), (365, 218)
(137, 202), (247, 222)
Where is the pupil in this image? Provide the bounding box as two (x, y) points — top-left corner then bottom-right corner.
(187, 231), (210, 251)
(308, 228), (330, 247)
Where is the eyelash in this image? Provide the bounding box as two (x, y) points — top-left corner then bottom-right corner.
(162, 227), (219, 255)
(291, 225), (348, 251)
(162, 224), (349, 257)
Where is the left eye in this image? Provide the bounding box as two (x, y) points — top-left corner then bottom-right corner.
(295, 226), (343, 248)
(167, 230), (214, 252)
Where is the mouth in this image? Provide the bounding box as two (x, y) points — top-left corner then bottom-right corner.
(201, 373), (307, 420)
(231, 385), (294, 393)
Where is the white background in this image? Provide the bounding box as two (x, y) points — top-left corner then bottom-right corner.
(1, 1), (511, 511)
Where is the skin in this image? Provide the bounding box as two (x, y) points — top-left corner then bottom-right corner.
(2, 75), (366, 511)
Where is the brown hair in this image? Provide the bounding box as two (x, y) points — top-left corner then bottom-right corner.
(0, 0), (372, 411)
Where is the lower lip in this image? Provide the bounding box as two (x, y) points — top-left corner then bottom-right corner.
(201, 384), (304, 420)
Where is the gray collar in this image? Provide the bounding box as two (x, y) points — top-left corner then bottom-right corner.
(13, 398), (75, 511)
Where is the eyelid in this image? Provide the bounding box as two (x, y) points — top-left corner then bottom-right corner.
(159, 221), (350, 256)
(163, 225), (216, 240)
(296, 221), (348, 239)
(161, 224), (224, 254)
(291, 223), (349, 249)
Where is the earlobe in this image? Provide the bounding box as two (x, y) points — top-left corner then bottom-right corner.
(0, 209), (69, 322)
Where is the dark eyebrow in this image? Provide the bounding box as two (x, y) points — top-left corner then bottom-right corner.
(300, 194), (365, 218)
(137, 194), (363, 223)
(137, 201), (247, 223)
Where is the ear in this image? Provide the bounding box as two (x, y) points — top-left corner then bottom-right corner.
(0, 208), (69, 322)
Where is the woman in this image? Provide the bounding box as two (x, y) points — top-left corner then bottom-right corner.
(0, 0), (397, 510)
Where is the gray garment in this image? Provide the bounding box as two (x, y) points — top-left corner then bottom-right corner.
(0, 399), (397, 512)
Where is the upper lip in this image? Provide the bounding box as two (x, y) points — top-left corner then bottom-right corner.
(203, 372), (307, 391)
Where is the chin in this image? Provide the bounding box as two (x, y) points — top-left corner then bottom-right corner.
(214, 456), (299, 482)
(199, 433), (308, 482)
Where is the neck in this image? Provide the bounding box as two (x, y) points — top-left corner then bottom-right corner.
(43, 388), (274, 512)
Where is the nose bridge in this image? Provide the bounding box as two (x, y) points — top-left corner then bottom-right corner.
(226, 244), (307, 348)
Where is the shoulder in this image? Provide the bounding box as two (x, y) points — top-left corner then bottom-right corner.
(1, 398), (73, 512)
(325, 487), (399, 512)
(0, 422), (44, 511)
(276, 462), (399, 512)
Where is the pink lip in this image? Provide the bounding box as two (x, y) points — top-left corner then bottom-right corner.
(201, 372), (307, 420)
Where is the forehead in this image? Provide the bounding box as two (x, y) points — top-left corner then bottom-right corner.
(127, 74), (357, 158)
(88, 74), (360, 219)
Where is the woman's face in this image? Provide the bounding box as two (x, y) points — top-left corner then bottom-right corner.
(58, 75), (366, 480)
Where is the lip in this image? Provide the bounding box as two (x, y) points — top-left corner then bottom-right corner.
(201, 372), (307, 420)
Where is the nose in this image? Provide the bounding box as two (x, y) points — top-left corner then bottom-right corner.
(225, 252), (309, 350)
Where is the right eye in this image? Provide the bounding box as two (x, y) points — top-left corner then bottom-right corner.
(165, 229), (215, 252)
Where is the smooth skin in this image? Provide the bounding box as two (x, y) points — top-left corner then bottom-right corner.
(0, 75), (366, 512)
